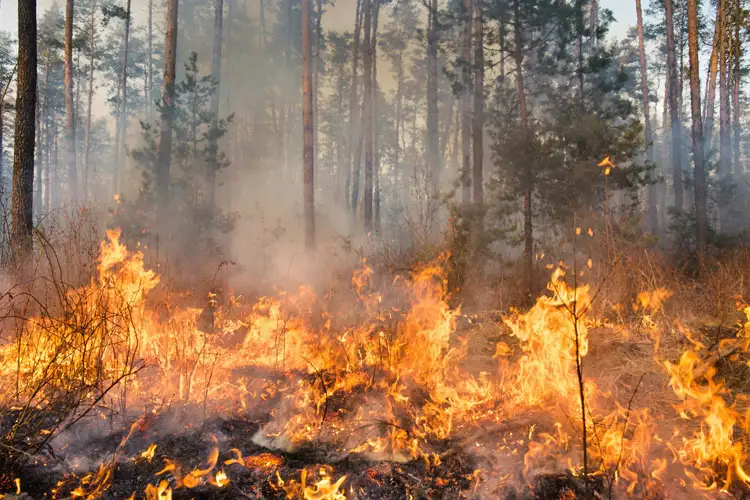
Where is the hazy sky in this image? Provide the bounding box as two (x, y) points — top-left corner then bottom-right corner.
(0, 0), (635, 41)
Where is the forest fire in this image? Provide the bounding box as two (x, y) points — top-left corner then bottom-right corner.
(1, 230), (749, 499)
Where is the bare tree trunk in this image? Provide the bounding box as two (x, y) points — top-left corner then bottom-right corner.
(301, 0), (315, 250)
(473, 0), (483, 205)
(514, 0), (531, 300)
(209, 0), (224, 207)
(12, 0), (37, 261)
(719, 0), (730, 178)
(347, 0), (363, 211)
(704, 15), (719, 150)
(372, 0), (381, 232)
(363, 0), (373, 231)
(688, 0), (708, 252)
(148, 0), (153, 119)
(426, 0), (440, 193)
(313, 0), (322, 175)
(665, 0), (683, 213)
(37, 57), (50, 214)
(394, 50), (403, 207)
(157, 0), (178, 206)
(461, 0), (472, 204)
(732, 0), (741, 172)
(636, 0), (657, 232)
(83, 0), (96, 203)
(115, 0), (132, 195)
(65, 0), (78, 201)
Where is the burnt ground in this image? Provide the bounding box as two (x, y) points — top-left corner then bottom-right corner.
(2, 403), (611, 500)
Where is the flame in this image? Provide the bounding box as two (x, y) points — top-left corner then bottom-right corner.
(140, 444), (157, 462)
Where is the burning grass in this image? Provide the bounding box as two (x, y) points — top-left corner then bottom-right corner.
(2, 230), (750, 498)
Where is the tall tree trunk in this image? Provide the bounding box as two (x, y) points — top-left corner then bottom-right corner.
(148, 0), (153, 119)
(301, 0), (315, 250)
(636, 0), (657, 232)
(665, 0), (683, 213)
(719, 0), (731, 178)
(65, 0), (78, 201)
(704, 15), (720, 150)
(732, 0), (741, 172)
(209, 0), (224, 207)
(394, 50), (403, 207)
(363, 0), (373, 231)
(473, 0), (483, 205)
(575, 0), (584, 106)
(461, 0), (472, 204)
(83, 0), (96, 203)
(116, 0), (132, 195)
(37, 56), (50, 215)
(426, 0), (440, 193)
(688, 0), (708, 252)
(12, 0), (37, 261)
(313, 0), (322, 176)
(372, 0), (381, 232)
(157, 0), (178, 206)
(348, 0), (363, 211)
(514, 0), (532, 300)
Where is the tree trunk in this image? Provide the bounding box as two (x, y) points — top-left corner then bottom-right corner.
(688, 0), (708, 252)
(719, 0), (730, 179)
(461, 0), (472, 205)
(83, 0), (96, 203)
(301, 0), (315, 250)
(12, 0), (37, 261)
(426, 0), (439, 193)
(37, 56), (50, 214)
(514, 0), (532, 300)
(157, 0), (178, 206)
(65, 0), (78, 201)
(372, 0), (381, 233)
(636, 0), (657, 232)
(313, 0), (322, 176)
(394, 50), (403, 207)
(473, 0), (483, 205)
(363, 0), (373, 231)
(116, 0), (132, 195)
(209, 0), (224, 207)
(665, 0), (683, 213)
(704, 15), (719, 150)
(732, 0), (741, 173)
(347, 0), (363, 211)
(148, 0), (153, 119)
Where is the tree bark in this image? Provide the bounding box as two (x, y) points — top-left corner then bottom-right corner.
(688, 0), (708, 252)
(636, 0), (657, 232)
(209, 0), (224, 207)
(12, 0), (37, 261)
(363, 0), (373, 231)
(514, 0), (532, 299)
(302, 0), (316, 250)
(65, 0), (78, 201)
(719, 0), (730, 178)
(313, 0), (322, 176)
(732, 0), (741, 172)
(84, 0), (97, 203)
(704, 15), (719, 150)
(148, 0), (153, 119)
(426, 0), (440, 193)
(348, 0), (363, 212)
(372, 0), (381, 233)
(665, 0), (683, 213)
(473, 0), (483, 205)
(116, 0), (132, 195)
(157, 0), (178, 206)
(461, 0), (472, 205)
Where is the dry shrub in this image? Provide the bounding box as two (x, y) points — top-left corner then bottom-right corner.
(0, 206), (142, 473)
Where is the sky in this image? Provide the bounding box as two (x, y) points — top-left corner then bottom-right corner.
(0, 0), (636, 41)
